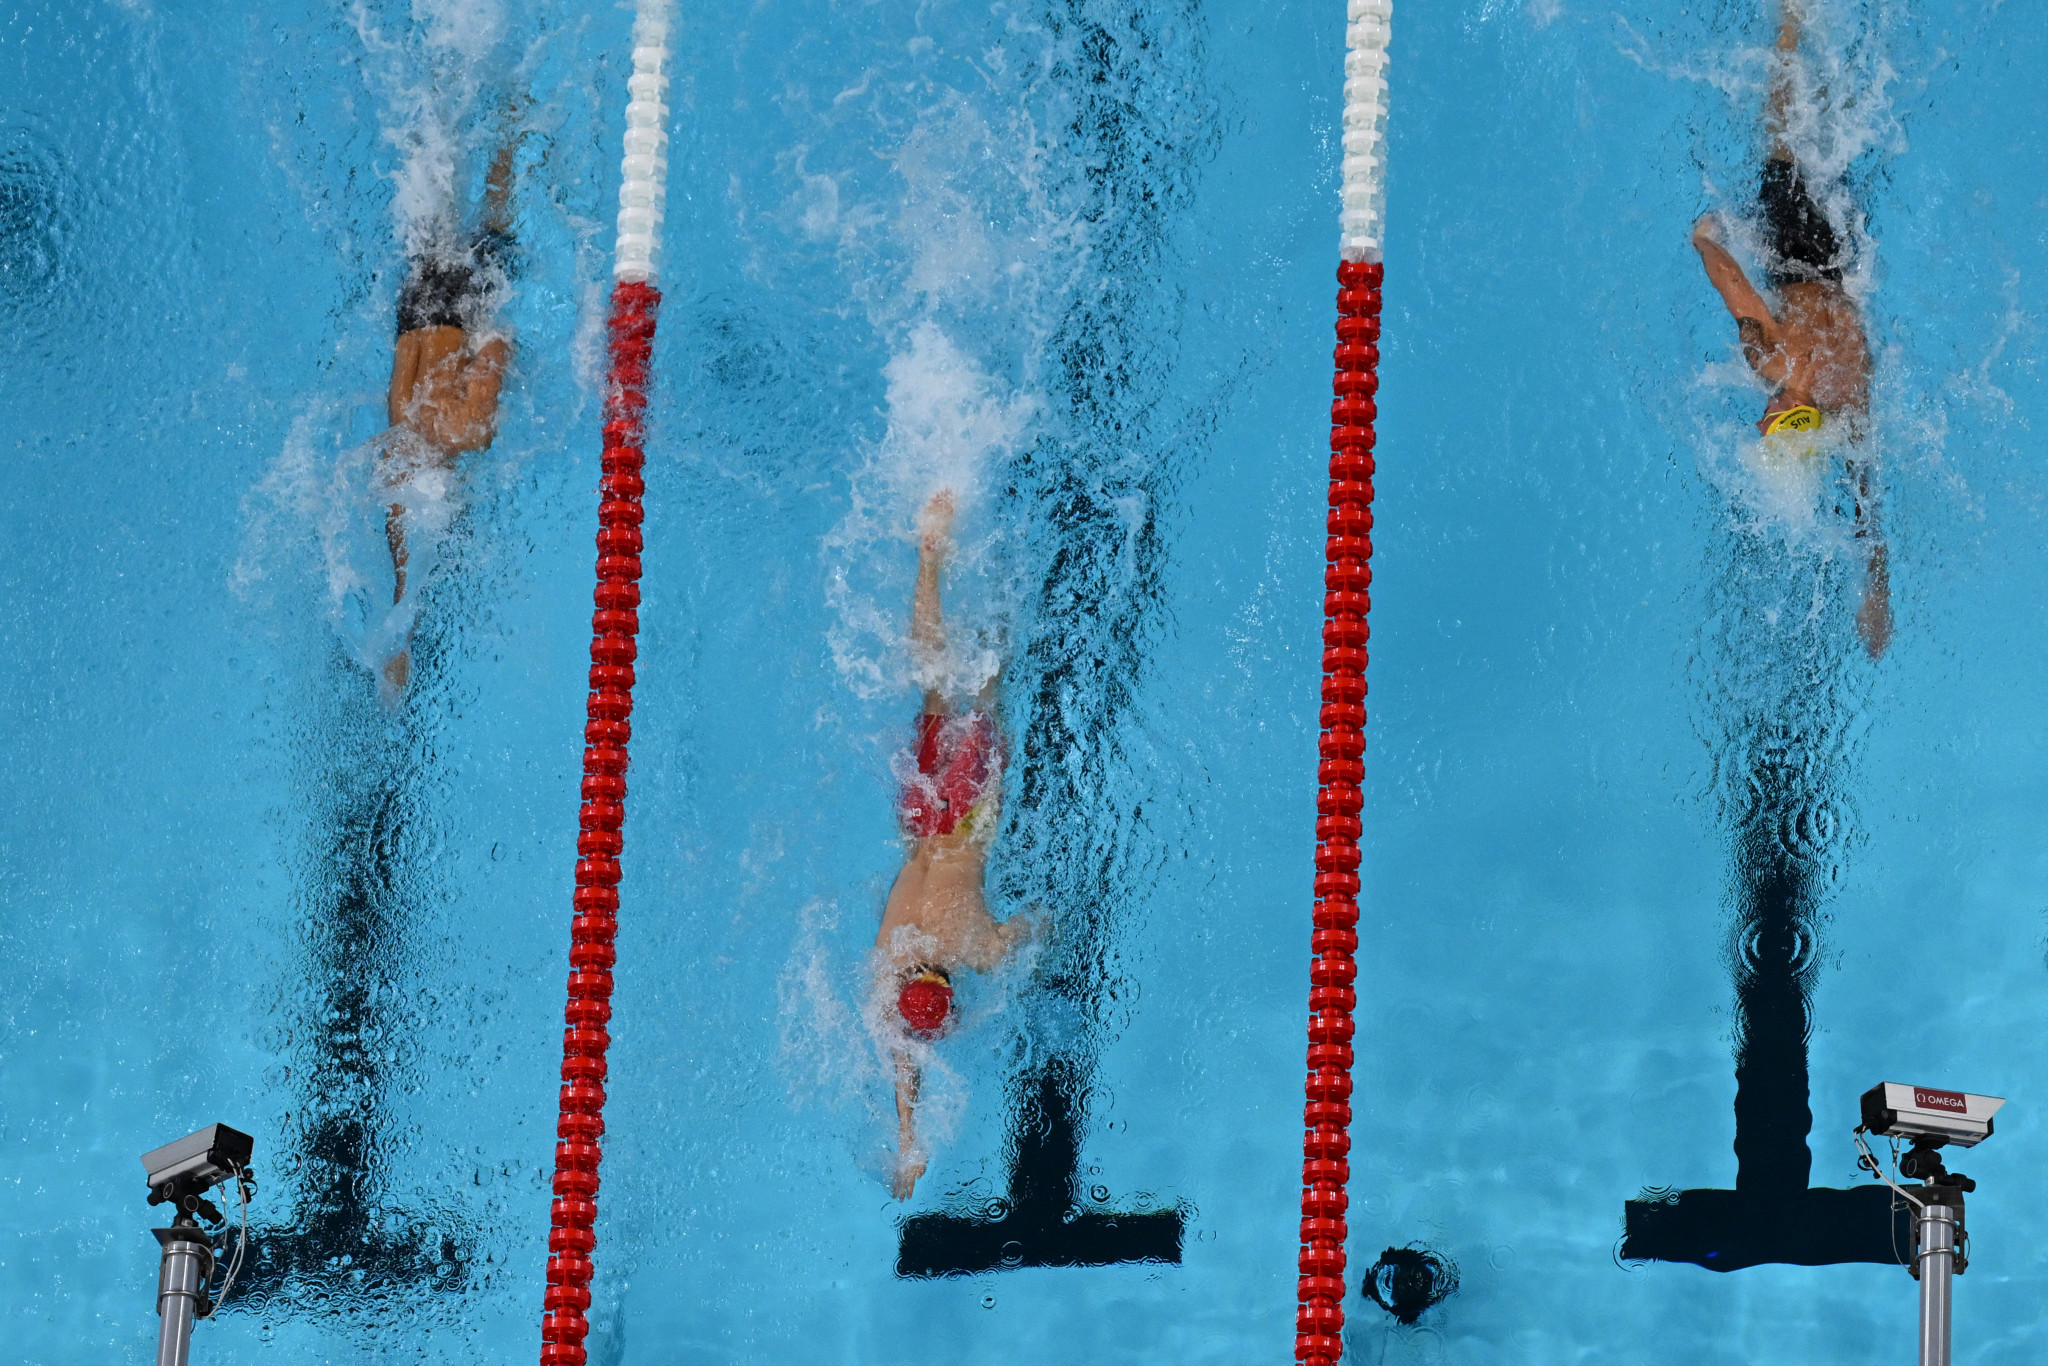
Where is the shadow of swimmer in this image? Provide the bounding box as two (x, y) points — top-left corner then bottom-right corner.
(896, 1055), (1184, 1278)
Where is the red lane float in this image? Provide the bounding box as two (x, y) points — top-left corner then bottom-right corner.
(538, 280), (660, 1366)
(1295, 258), (1382, 1366)
(536, 0), (671, 1356)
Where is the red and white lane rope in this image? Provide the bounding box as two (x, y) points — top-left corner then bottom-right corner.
(539, 4), (672, 1363)
(1297, 0), (1388, 1363)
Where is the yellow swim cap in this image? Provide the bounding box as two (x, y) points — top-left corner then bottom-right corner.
(1764, 404), (1824, 435)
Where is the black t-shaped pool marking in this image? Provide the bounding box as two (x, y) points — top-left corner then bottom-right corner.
(230, 715), (475, 1303)
(896, 1054), (1183, 1278)
(1624, 753), (1906, 1270)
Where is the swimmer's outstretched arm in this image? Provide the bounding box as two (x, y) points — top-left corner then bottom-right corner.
(911, 492), (955, 715)
(1851, 461), (1892, 659)
(1768, 0), (1804, 160)
(891, 1053), (926, 1200)
(1692, 217), (1786, 382)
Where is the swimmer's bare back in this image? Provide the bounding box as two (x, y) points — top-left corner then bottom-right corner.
(878, 839), (1020, 974)
(875, 498), (1030, 974)
(1691, 216), (1869, 430)
(388, 325), (510, 459)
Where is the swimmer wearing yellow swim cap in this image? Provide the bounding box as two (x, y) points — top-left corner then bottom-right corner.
(1758, 401), (1826, 463)
(1762, 404), (1823, 435)
(1687, 0), (1891, 658)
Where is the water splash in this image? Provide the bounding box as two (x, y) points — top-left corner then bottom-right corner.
(776, 896), (1042, 1182)
(235, 405), (467, 687)
(811, 78), (1083, 706)
(824, 322), (1035, 701)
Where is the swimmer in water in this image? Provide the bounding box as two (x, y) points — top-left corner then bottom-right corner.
(876, 491), (1035, 1200)
(378, 117), (521, 693)
(1689, 0), (1891, 657)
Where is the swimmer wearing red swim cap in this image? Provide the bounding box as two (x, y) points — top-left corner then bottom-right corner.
(896, 967), (955, 1039)
(874, 492), (1037, 1202)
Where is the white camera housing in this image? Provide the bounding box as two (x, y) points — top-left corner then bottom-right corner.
(142, 1123), (254, 1200)
(1862, 1082), (2005, 1148)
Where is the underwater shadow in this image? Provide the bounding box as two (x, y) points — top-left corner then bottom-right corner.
(227, 634), (480, 1309)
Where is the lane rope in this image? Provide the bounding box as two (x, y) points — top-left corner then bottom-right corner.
(539, 3), (672, 1363)
(1297, 0), (1388, 1362)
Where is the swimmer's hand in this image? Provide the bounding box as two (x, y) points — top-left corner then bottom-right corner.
(919, 489), (956, 554)
(1691, 213), (1725, 249)
(891, 1151), (927, 1201)
(999, 906), (1045, 956)
(1858, 545), (1892, 660)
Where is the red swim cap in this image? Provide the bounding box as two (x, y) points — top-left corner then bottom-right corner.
(897, 971), (954, 1038)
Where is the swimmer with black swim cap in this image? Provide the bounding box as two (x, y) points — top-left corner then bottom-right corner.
(1689, 0), (1891, 658)
(874, 491), (1036, 1201)
(378, 111), (523, 694)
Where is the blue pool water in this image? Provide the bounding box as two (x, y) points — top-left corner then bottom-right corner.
(4, 0), (2047, 1361)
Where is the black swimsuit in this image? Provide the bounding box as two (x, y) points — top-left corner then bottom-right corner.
(1758, 159), (1845, 287)
(395, 229), (513, 335)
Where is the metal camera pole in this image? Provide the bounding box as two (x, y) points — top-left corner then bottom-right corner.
(152, 1218), (215, 1366)
(140, 1123), (254, 1366)
(1855, 1086), (2002, 1366)
(1915, 1194), (1957, 1366)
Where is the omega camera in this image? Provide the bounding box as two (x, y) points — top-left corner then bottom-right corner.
(1855, 1083), (2008, 1366)
(141, 1123), (256, 1366)
(1861, 1082), (2004, 1150)
(142, 1123), (256, 1222)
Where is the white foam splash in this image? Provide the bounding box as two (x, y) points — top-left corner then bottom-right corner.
(809, 81), (1084, 705)
(823, 325), (1035, 702)
(413, 0), (506, 64)
(235, 407), (465, 682)
(348, 0), (509, 261)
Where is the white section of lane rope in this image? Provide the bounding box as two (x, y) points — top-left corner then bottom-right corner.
(1341, 0), (1391, 264)
(615, 0), (674, 284)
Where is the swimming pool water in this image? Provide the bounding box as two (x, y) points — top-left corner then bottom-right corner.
(3, 0), (2047, 1362)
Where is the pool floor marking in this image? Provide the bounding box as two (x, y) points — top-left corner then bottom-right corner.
(235, 775), (475, 1300)
(896, 1055), (1184, 1278)
(540, 5), (671, 1365)
(1623, 754), (1907, 1271)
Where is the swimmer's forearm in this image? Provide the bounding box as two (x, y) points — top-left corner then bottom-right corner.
(1694, 237), (1775, 332)
(893, 1057), (920, 1140)
(389, 334), (420, 427)
(910, 542), (945, 664)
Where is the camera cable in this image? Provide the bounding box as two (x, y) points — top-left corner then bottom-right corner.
(199, 1162), (253, 1319)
